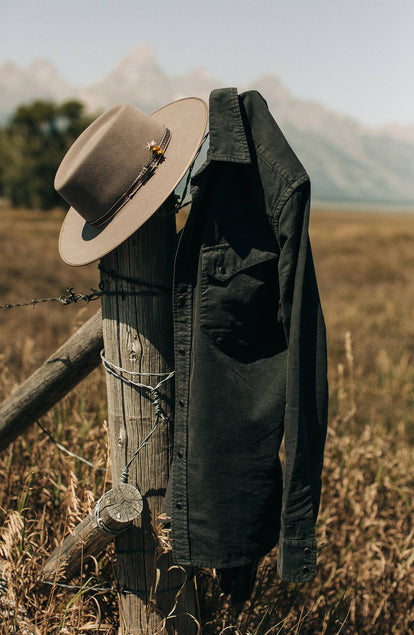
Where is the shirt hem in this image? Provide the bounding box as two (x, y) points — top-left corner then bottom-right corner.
(174, 555), (264, 568)
(173, 540), (278, 569)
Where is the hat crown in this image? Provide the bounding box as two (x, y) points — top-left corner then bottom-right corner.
(55, 103), (166, 224)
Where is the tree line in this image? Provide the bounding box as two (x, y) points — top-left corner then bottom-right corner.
(0, 100), (94, 209)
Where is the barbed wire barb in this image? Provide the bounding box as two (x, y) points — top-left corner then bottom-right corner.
(0, 280), (170, 311)
(0, 286), (103, 310)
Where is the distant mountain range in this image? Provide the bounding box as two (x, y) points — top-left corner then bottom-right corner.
(1, 44), (413, 205)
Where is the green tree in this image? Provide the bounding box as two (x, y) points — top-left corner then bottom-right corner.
(0, 99), (93, 209)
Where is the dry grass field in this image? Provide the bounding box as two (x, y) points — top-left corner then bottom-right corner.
(0, 205), (413, 634)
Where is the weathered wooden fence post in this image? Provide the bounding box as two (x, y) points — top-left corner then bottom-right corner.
(100, 197), (198, 634)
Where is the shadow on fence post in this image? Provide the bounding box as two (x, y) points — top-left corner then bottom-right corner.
(100, 197), (199, 634)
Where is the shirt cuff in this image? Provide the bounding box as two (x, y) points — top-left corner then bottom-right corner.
(277, 536), (317, 583)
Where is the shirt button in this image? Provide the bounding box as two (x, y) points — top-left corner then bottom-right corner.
(176, 502), (183, 510)
(218, 266), (226, 275)
(179, 399), (185, 407)
(177, 295), (186, 307)
(177, 450), (184, 459)
(302, 566), (310, 574)
(304, 547), (312, 556)
(178, 347), (186, 356)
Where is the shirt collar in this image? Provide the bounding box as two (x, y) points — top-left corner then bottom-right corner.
(207, 87), (251, 164)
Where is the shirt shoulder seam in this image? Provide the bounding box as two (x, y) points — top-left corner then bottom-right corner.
(271, 174), (309, 248)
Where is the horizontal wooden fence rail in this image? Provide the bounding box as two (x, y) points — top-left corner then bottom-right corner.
(41, 484), (143, 586)
(0, 309), (103, 452)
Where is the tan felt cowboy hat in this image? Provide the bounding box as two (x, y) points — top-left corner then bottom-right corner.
(55, 98), (208, 266)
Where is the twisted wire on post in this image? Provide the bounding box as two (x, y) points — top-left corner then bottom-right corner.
(98, 265), (172, 292)
(100, 350), (175, 484)
(119, 392), (161, 485)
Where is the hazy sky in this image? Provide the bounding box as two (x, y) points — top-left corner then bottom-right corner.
(1, 0), (413, 127)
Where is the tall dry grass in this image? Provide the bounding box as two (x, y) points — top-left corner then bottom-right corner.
(0, 206), (413, 633)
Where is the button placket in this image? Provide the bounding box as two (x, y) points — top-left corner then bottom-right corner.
(171, 277), (192, 562)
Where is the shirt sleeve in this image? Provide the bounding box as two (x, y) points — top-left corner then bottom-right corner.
(276, 178), (328, 582)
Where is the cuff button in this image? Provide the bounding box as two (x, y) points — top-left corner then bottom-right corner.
(302, 565), (310, 574)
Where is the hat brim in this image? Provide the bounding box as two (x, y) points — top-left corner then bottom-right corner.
(59, 97), (208, 266)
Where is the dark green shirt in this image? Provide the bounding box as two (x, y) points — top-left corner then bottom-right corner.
(169, 87), (328, 584)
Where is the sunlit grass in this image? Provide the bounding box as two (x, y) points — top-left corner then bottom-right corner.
(0, 205), (413, 633)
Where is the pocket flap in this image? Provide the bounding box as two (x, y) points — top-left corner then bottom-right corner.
(202, 242), (278, 282)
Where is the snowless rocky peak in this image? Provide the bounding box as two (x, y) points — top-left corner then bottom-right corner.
(0, 58), (72, 119)
(0, 62), (22, 90)
(27, 59), (67, 85)
(172, 67), (219, 102)
(121, 44), (159, 68)
(77, 43), (171, 112)
(251, 74), (292, 103)
(0, 61), (20, 76)
(109, 44), (166, 81)
(0, 45), (413, 204)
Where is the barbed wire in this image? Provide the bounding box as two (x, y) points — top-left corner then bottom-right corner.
(0, 286), (103, 310)
(0, 136), (210, 313)
(100, 350), (175, 485)
(0, 273), (171, 311)
(35, 419), (110, 472)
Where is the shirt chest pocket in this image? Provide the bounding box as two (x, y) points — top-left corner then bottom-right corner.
(199, 242), (284, 361)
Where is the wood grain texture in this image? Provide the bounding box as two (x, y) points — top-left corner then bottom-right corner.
(101, 201), (198, 634)
(0, 310), (103, 451)
(41, 484), (143, 584)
